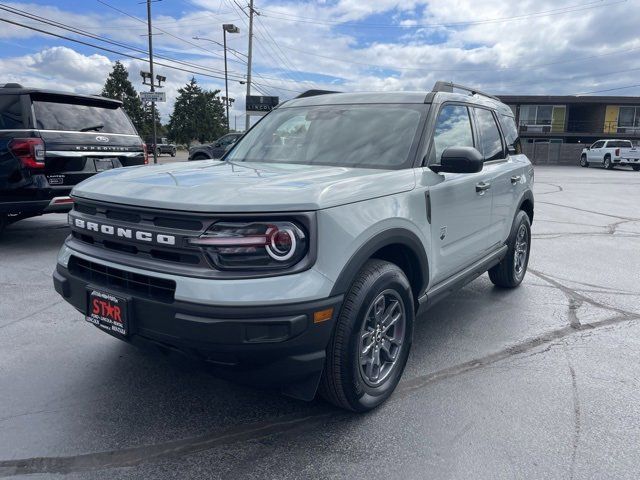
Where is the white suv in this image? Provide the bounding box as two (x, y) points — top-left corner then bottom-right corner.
(53, 82), (534, 412)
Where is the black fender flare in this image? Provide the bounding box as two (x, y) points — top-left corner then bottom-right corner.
(329, 228), (429, 297)
(517, 189), (534, 223)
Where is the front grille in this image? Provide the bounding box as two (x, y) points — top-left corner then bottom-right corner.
(69, 256), (176, 303)
(70, 200), (211, 268)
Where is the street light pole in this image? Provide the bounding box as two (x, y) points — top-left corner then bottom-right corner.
(146, 0), (158, 164)
(222, 24), (239, 134)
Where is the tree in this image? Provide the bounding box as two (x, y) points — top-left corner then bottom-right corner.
(101, 61), (146, 135)
(167, 77), (226, 145)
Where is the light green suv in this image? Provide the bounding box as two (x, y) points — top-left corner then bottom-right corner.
(53, 81), (534, 412)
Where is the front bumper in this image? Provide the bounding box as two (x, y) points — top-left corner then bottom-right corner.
(53, 263), (342, 398)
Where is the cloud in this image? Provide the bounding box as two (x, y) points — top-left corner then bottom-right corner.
(0, 0), (638, 128)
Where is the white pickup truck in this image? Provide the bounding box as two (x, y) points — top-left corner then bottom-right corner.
(580, 139), (640, 170)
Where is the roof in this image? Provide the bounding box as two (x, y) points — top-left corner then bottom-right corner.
(0, 84), (122, 106)
(282, 90), (514, 117)
(498, 95), (640, 106)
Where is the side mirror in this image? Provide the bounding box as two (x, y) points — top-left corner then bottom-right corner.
(430, 147), (483, 174)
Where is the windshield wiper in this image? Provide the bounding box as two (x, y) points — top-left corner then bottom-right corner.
(80, 124), (104, 132)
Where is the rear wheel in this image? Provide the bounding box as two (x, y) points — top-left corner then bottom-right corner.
(604, 155), (613, 169)
(156, 148), (162, 157)
(190, 154), (208, 161)
(319, 259), (413, 412)
(632, 165), (640, 171)
(0, 214), (6, 236)
(171, 148), (176, 157)
(489, 210), (531, 288)
(580, 155), (588, 167)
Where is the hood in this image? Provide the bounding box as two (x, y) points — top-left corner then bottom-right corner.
(72, 160), (416, 212)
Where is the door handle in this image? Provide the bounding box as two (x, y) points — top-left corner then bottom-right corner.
(475, 181), (491, 193)
(510, 175), (522, 184)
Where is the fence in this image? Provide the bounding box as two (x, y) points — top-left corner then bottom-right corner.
(521, 143), (584, 165)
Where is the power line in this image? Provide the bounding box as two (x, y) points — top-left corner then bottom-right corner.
(0, 16), (245, 83)
(260, 0), (625, 29)
(576, 83), (640, 95)
(274, 42), (640, 74)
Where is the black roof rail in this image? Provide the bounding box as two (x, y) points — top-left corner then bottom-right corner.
(296, 89), (341, 99)
(432, 81), (500, 102)
(0, 83), (23, 89)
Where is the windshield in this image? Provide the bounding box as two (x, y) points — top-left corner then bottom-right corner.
(226, 104), (426, 169)
(33, 99), (137, 134)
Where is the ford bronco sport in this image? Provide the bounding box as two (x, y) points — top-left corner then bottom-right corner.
(53, 82), (534, 412)
(0, 83), (147, 234)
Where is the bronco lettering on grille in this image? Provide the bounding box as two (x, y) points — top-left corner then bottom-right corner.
(72, 218), (176, 245)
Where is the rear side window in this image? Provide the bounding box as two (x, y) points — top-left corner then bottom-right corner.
(498, 113), (522, 154)
(0, 94), (23, 129)
(473, 108), (504, 161)
(431, 105), (474, 163)
(606, 140), (632, 148)
(32, 99), (136, 134)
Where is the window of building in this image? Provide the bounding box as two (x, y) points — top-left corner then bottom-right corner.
(518, 105), (566, 132)
(619, 107), (640, 129)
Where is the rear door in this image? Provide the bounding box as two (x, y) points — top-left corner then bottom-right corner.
(423, 103), (494, 284)
(30, 94), (146, 190)
(472, 107), (517, 249)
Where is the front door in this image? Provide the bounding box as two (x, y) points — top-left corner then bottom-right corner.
(588, 140), (605, 163)
(422, 104), (494, 285)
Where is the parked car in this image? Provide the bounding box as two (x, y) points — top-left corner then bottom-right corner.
(188, 132), (242, 160)
(53, 82), (534, 411)
(146, 137), (176, 157)
(580, 139), (640, 170)
(0, 83), (147, 234)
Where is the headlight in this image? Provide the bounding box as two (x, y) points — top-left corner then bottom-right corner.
(189, 221), (308, 270)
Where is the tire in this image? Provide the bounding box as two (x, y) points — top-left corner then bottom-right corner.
(319, 259), (414, 412)
(580, 155), (588, 167)
(489, 210), (531, 288)
(156, 148), (161, 157)
(171, 149), (176, 157)
(632, 165), (640, 172)
(0, 214), (6, 236)
(603, 155), (613, 170)
(190, 154), (208, 161)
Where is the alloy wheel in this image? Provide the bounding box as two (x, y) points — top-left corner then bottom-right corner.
(359, 290), (406, 387)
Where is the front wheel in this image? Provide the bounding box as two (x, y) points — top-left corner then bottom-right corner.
(580, 155), (588, 167)
(632, 165), (640, 171)
(171, 149), (176, 157)
(489, 210), (531, 288)
(156, 148), (162, 157)
(319, 259), (414, 412)
(0, 214), (6, 236)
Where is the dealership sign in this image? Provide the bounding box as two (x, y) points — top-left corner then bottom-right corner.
(140, 91), (166, 103)
(246, 95), (279, 115)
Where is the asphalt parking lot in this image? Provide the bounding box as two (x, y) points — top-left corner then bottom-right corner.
(1, 165), (639, 479)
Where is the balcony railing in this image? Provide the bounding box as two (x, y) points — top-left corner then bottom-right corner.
(518, 120), (640, 135)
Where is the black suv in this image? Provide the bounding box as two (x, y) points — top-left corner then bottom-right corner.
(0, 83), (147, 234)
(188, 132), (242, 160)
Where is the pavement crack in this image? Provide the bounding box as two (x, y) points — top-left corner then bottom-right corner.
(563, 346), (582, 480)
(1, 313), (639, 477)
(536, 201), (639, 222)
(529, 269), (637, 319)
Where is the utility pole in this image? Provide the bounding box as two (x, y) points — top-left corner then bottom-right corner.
(146, 0), (157, 164)
(245, 0), (254, 132)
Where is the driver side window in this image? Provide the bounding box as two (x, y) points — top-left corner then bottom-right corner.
(429, 105), (474, 164)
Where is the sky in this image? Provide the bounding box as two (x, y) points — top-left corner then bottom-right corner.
(1, 0), (639, 126)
